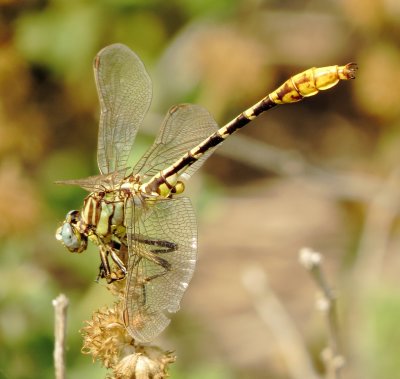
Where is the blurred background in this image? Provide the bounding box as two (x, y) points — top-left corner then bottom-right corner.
(1, 0), (400, 378)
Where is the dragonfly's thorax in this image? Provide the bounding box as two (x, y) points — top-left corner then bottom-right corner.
(82, 190), (126, 240)
(80, 173), (172, 243)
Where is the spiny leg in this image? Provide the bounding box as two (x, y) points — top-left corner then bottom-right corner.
(97, 242), (128, 283)
(97, 245), (111, 282)
(132, 234), (178, 254)
(133, 253), (172, 309)
(109, 248), (128, 282)
(143, 252), (172, 283)
(100, 236), (177, 283)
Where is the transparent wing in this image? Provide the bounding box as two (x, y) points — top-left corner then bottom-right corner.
(95, 43), (152, 175)
(123, 196), (197, 343)
(55, 170), (125, 192)
(133, 104), (219, 181)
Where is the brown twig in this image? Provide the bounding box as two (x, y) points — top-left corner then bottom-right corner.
(53, 294), (69, 379)
(299, 248), (344, 379)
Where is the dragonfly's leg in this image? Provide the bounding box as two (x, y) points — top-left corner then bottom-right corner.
(143, 253), (172, 283)
(131, 255), (171, 310)
(132, 256), (148, 307)
(133, 234), (178, 254)
(131, 236), (177, 282)
(108, 248), (127, 281)
(150, 243), (176, 254)
(98, 245), (112, 282)
(96, 239), (128, 283)
(97, 262), (107, 282)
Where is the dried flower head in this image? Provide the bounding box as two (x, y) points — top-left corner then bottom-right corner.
(81, 300), (128, 368)
(113, 347), (176, 379)
(81, 283), (176, 378)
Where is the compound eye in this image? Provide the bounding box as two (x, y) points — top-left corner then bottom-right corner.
(66, 210), (80, 223)
(56, 223), (86, 253)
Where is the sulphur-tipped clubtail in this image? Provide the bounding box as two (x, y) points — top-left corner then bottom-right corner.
(56, 43), (357, 343)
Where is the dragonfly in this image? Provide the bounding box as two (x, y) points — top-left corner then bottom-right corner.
(56, 43), (357, 343)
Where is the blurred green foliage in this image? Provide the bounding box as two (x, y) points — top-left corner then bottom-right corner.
(1, 0), (400, 378)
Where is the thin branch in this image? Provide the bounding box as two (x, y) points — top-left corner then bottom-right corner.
(53, 294), (69, 379)
(242, 265), (320, 379)
(299, 248), (345, 379)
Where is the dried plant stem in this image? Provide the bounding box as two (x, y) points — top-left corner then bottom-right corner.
(242, 266), (319, 379)
(299, 248), (344, 379)
(53, 294), (69, 379)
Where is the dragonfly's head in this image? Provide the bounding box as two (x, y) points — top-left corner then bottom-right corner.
(56, 210), (88, 253)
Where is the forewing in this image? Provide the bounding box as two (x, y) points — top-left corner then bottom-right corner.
(55, 170), (125, 192)
(133, 104), (219, 181)
(94, 43), (152, 175)
(55, 176), (105, 192)
(123, 196), (197, 343)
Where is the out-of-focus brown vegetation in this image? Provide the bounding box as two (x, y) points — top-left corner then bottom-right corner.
(1, 1), (400, 378)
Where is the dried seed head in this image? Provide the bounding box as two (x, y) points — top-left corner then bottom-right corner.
(81, 301), (129, 368)
(113, 348), (176, 379)
(81, 292), (176, 378)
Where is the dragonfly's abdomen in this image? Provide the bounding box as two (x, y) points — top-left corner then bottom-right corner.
(140, 63), (357, 197)
(269, 63), (357, 104)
